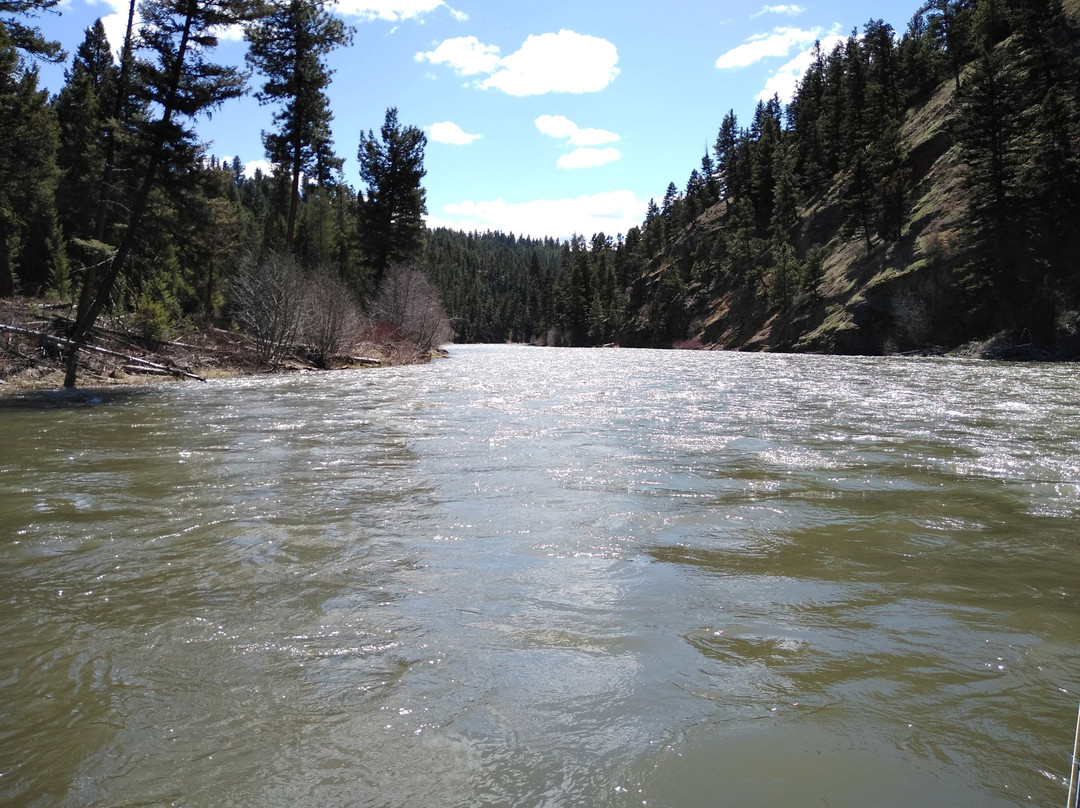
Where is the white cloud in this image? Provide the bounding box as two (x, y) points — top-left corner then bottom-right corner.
(715, 26), (820, 70)
(209, 23), (246, 43)
(87, 0), (135, 56)
(100, 12), (132, 56)
(481, 30), (619, 95)
(428, 121), (482, 145)
(433, 190), (647, 239)
(751, 4), (805, 17)
(416, 36), (500, 75)
(556, 147), (621, 170)
(337, 0), (466, 22)
(243, 159), (274, 179)
(758, 31), (845, 102)
(220, 157), (273, 179)
(420, 30), (619, 96)
(535, 114), (619, 147)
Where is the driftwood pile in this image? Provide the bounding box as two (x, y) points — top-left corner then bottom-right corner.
(0, 322), (207, 382)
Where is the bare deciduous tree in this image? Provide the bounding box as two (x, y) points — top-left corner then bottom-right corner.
(371, 262), (452, 353)
(229, 251), (309, 365)
(304, 266), (360, 367)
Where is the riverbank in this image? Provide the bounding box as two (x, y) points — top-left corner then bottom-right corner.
(0, 297), (431, 395)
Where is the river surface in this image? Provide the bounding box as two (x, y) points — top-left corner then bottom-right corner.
(2, 344), (1079, 807)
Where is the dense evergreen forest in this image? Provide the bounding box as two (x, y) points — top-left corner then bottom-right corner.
(1, 0), (446, 385)
(2, 0), (1079, 376)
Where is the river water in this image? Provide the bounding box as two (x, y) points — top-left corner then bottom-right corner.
(2, 344), (1078, 807)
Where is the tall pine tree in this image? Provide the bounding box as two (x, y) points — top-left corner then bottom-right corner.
(64, 0), (261, 386)
(54, 20), (117, 241)
(0, 25), (63, 297)
(245, 0), (350, 254)
(356, 107), (427, 293)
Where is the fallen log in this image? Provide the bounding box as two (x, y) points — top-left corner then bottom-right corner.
(123, 364), (170, 376)
(51, 315), (202, 349)
(0, 322), (206, 382)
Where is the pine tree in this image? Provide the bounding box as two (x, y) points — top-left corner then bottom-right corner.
(699, 150), (720, 203)
(356, 107), (427, 292)
(770, 139), (799, 240)
(92, 0), (142, 246)
(64, 0), (261, 386)
(713, 110), (739, 200)
(842, 148), (876, 250)
(896, 11), (940, 105)
(863, 19), (901, 125)
(0, 26), (62, 297)
(767, 238), (800, 312)
(684, 168), (705, 218)
(642, 197), (661, 256)
(53, 20), (117, 240)
(245, 0), (350, 253)
(749, 99), (781, 232)
(840, 32), (869, 161)
(184, 161), (244, 320)
(725, 196), (759, 279)
(955, 45), (1024, 288)
(0, 0), (64, 61)
(871, 120), (908, 243)
(661, 180), (681, 244)
(789, 41), (828, 193)
(817, 40), (847, 174)
(922, 0), (975, 92)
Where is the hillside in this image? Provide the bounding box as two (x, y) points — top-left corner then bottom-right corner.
(637, 77), (968, 356)
(646, 6), (1078, 357)
(432, 0), (1080, 358)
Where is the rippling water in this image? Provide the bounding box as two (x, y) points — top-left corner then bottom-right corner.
(2, 345), (1078, 807)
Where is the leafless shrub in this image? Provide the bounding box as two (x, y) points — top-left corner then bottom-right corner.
(892, 289), (932, 347)
(892, 269), (953, 351)
(229, 251), (309, 365)
(304, 267), (361, 368)
(371, 262), (453, 353)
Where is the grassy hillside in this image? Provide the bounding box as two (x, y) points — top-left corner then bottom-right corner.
(689, 77), (967, 355)
(622, 3), (1075, 356)
(622, 0), (1080, 357)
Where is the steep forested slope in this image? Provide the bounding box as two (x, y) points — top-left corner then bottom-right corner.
(433, 0), (1080, 357)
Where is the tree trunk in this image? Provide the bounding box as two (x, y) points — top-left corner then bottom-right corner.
(286, 144), (302, 253)
(65, 1), (196, 387)
(0, 224), (14, 297)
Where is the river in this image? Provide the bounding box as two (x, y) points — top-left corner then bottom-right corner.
(1, 344), (1078, 807)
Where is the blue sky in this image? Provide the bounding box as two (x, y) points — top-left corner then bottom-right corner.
(33, 0), (922, 240)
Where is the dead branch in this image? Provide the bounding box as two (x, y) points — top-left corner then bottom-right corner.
(0, 322), (206, 382)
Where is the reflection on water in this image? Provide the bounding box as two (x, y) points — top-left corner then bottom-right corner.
(1, 346), (1078, 807)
